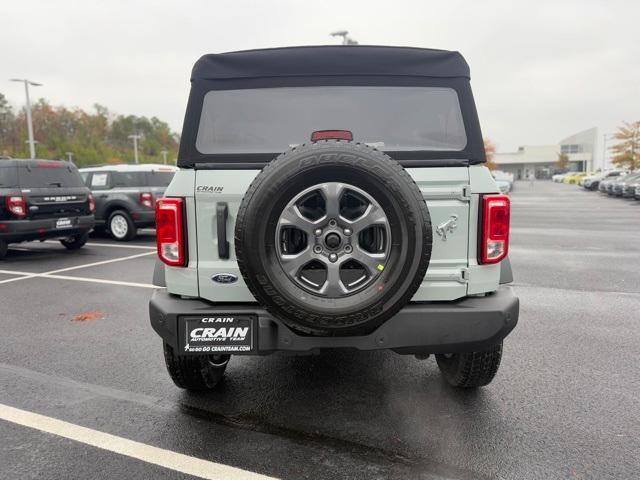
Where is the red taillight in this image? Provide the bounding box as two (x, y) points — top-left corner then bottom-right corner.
(311, 130), (353, 142)
(88, 194), (96, 213)
(140, 192), (153, 208)
(155, 198), (186, 267)
(479, 194), (510, 264)
(6, 196), (27, 218)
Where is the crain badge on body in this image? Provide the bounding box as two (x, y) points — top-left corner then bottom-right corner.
(211, 273), (238, 284)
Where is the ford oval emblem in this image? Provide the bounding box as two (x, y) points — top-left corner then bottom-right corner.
(211, 273), (238, 284)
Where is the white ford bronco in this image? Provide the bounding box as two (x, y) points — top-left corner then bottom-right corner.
(150, 46), (519, 391)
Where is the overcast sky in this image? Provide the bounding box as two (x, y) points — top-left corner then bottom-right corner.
(2, 0), (638, 154)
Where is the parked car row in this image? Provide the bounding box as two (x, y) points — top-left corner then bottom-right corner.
(581, 170), (626, 190)
(552, 172), (590, 184)
(597, 171), (640, 199)
(0, 159), (176, 259)
(554, 169), (640, 199)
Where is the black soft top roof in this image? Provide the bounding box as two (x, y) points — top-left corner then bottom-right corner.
(179, 46), (485, 168)
(192, 46), (470, 81)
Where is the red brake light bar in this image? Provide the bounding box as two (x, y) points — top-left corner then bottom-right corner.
(311, 130), (353, 142)
(36, 161), (64, 168)
(156, 198), (186, 267)
(479, 194), (510, 264)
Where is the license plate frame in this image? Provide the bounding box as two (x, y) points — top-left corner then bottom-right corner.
(178, 315), (255, 355)
(55, 217), (73, 229)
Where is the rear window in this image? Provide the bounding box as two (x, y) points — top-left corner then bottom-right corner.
(17, 165), (84, 188)
(195, 86), (467, 155)
(146, 171), (174, 187)
(0, 167), (18, 187)
(112, 172), (147, 187)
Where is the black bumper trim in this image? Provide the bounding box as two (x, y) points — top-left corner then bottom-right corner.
(0, 215), (94, 243)
(149, 287), (519, 355)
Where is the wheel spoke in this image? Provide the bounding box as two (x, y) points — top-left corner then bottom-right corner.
(320, 183), (346, 220)
(319, 261), (347, 297)
(345, 203), (388, 234)
(350, 246), (386, 276)
(279, 247), (315, 277)
(276, 181), (391, 298)
(278, 204), (317, 235)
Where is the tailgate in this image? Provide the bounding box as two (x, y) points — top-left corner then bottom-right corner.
(24, 187), (90, 219)
(195, 170), (260, 302)
(194, 168), (470, 303)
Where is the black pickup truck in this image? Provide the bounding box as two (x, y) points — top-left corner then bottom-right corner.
(0, 159), (95, 259)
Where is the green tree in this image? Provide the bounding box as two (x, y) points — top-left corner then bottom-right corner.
(0, 93), (21, 156)
(610, 121), (640, 171)
(0, 94), (179, 166)
(555, 152), (569, 171)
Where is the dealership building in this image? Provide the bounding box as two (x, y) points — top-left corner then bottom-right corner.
(494, 127), (598, 179)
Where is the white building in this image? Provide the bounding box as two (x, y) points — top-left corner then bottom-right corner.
(494, 127), (597, 179)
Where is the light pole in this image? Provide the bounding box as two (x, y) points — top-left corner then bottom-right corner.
(160, 150), (168, 165)
(128, 134), (142, 164)
(65, 151), (74, 164)
(602, 133), (615, 170)
(330, 30), (358, 45)
(10, 78), (42, 159)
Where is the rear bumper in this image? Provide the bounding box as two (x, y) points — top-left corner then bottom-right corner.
(131, 210), (155, 228)
(149, 287), (519, 355)
(0, 215), (94, 243)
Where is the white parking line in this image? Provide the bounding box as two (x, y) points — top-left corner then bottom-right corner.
(42, 273), (158, 289)
(44, 240), (156, 250)
(0, 251), (157, 287)
(47, 251), (156, 274)
(0, 403), (277, 480)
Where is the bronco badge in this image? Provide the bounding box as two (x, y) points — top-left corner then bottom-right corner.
(436, 214), (459, 241)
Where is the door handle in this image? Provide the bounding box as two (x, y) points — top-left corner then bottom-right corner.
(216, 202), (230, 259)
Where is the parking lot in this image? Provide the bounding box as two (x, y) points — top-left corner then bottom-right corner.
(0, 181), (638, 479)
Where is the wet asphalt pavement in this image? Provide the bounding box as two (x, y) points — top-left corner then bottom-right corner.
(1, 181), (639, 479)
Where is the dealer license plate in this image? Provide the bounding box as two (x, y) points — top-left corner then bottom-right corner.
(56, 217), (73, 229)
(179, 315), (254, 354)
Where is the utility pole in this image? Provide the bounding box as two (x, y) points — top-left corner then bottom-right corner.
(65, 152), (74, 164)
(160, 150), (169, 165)
(602, 133), (614, 170)
(330, 30), (358, 45)
(10, 78), (42, 159)
(128, 134), (142, 164)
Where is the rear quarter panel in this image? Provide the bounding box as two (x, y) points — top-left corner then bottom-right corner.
(163, 170), (199, 296)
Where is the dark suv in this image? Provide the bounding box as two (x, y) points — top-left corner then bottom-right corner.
(80, 164), (176, 241)
(0, 159), (95, 259)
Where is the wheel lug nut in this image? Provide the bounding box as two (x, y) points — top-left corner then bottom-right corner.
(343, 228), (352, 236)
(314, 228), (322, 236)
(329, 219), (337, 227)
(313, 245), (323, 254)
(344, 245), (352, 253)
(329, 253), (338, 262)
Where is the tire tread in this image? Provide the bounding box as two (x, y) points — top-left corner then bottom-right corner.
(436, 343), (502, 388)
(163, 343), (228, 391)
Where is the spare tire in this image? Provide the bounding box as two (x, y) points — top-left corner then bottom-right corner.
(235, 141), (432, 336)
